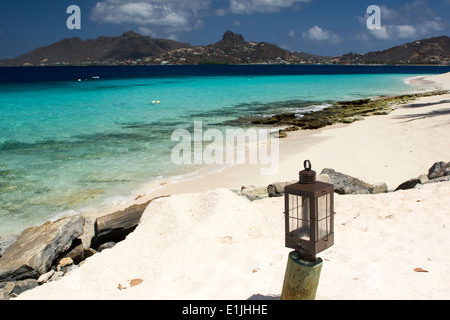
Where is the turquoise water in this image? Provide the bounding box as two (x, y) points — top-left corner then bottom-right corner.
(0, 67), (438, 234)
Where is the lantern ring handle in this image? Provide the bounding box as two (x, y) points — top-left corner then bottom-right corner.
(304, 160), (312, 171)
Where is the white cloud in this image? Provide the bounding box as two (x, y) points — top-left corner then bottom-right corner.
(395, 25), (417, 39)
(287, 29), (295, 38)
(227, 0), (311, 15)
(303, 26), (328, 41)
(359, 1), (444, 41)
(91, 0), (210, 35)
(369, 26), (391, 40)
(302, 26), (341, 44)
(370, 25), (417, 40)
(90, 0), (315, 38)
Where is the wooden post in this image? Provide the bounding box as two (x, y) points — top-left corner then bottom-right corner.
(281, 251), (323, 300)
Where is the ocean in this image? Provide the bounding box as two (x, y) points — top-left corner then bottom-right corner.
(1, 65), (449, 235)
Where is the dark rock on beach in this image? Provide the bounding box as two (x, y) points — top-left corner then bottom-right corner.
(0, 215), (85, 282)
(91, 196), (169, 248)
(395, 161), (450, 191)
(395, 177), (426, 191)
(428, 161), (450, 180)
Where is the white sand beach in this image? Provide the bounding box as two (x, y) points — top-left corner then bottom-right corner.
(18, 72), (450, 300)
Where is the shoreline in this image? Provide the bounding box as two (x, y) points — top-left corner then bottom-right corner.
(99, 71), (449, 214)
(25, 72), (448, 226)
(1, 72), (448, 234)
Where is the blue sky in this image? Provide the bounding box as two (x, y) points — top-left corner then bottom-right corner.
(0, 0), (449, 59)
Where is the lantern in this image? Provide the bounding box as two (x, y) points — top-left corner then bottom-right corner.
(284, 160), (335, 261)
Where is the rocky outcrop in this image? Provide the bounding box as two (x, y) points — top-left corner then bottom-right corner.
(91, 196), (169, 248)
(0, 195), (168, 299)
(213, 30), (246, 47)
(229, 91), (448, 134)
(0, 279), (38, 299)
(0, 215), (85, 282)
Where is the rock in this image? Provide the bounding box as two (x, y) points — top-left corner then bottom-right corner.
(65, 264), (78, 274)
(372, 182), (388, 194)
(91, 196), (168, 248)
(0, 282), (14, 300)
(278, 130), (288, 139)
(62, 244), (85, 265)
(241, 185), (256, 193)
(216, 30), (246, 47)
(395, 178), (422, 191)
(317, 174), (331, 183)
(48, 271), (64, 282)
(321, 168), (375, 195)
(11, 279), (38, 296)
(0, 215), (85, 281)
(97, 241), (116, 252)
(428, 161), (450, 180)
(267, 181), (296, 198)
(284, 126), (300, 132)
(267, 170), (387, 196)
(78, 216), (95, 250)
(418, 174), (429, 184)
(58, 257), (74, 268)
(84, 248), (97, 259)
(239, 185), (268, 201)
(37, 270), (55, 285)
(0, 234), (18, 257)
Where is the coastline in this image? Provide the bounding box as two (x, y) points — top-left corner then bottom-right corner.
(108, 71), (450, 211)
(4, 71), (450, 300)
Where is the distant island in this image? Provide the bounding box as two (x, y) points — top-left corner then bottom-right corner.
(0, 30), (449, 67)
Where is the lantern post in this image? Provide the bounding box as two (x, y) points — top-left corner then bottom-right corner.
(281, 160), (335, 300)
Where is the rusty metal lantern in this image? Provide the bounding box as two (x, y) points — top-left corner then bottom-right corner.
(284, 160), (335, 261)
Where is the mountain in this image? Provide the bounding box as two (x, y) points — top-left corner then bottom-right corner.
(0, 30), (328, 66)
(145, 30), (328, 65)
(0, 31), (191, 66)
(335, 36), (450, 65)
(1, 31), (448, 66)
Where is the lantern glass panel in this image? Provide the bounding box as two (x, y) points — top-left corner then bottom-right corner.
(288, 194), (310, 241)
(317, 192), (332, 241)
